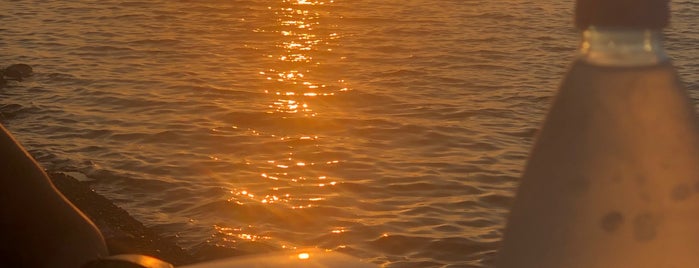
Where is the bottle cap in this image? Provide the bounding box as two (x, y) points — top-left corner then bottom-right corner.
(575, 0), (670, 29)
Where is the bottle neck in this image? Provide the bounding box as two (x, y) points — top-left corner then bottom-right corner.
(578, 27), (668, 67)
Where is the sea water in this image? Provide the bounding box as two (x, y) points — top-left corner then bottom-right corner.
(0, 0), (697, 267)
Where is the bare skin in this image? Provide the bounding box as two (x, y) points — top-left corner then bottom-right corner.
(0, 124), (108, 267)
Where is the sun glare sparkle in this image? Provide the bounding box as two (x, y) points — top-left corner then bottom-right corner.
(298, 252), (310, 260)
(246, 0), (350, 215)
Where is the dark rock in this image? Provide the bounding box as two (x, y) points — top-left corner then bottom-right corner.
(48, 172), (196, 266)
(3, 64), (33, 81)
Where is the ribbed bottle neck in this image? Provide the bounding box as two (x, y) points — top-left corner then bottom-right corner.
(578, 27), (668, 67)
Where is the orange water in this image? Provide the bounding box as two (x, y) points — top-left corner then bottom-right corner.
(0, 0), (697, 266)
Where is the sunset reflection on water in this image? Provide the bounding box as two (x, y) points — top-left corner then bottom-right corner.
(263, 0), (344, 115)
(6, 0), (678, 265)
(215, 0), (349, 248)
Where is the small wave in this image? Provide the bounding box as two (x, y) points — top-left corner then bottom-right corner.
(368, 234), (432, 255)
(73, 45), (136, 53)
(0, 104), (33, 120)
(478, 193), (514, 208)
(423, 237), (499, 262)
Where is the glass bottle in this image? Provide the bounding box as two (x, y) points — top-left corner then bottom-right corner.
(497, 0), (699, 267)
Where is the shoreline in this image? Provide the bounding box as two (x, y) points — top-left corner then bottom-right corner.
(48, 171), (267, 265)
(49, 171), (197, 265)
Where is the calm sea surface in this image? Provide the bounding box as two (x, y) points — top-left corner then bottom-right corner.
(1, 0), (697, 267)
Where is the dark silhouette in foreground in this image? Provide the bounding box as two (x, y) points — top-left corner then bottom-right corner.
(0, 64), (233, 267)
(0, 124), (108, 267)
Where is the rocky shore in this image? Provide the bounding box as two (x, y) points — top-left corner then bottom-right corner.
(48, 171), (269, 266)
(49, 172), (197, 266)
(2, 63), (196, 265)
(4, 63), (275, 266)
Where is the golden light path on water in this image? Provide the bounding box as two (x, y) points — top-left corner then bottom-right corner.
(213, 0), (350, 248)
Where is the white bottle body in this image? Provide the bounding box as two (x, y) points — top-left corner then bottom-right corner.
(497, 28), (699, 268)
